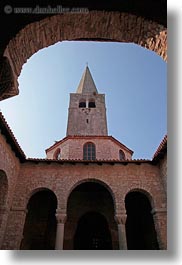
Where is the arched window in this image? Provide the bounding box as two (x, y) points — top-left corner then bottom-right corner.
(54, 148), (61, 160)
(88, 99), (96, 108)
(83, 142), (96, 160)
(119, 150), (125, 160)
(79, 100), (86, 108)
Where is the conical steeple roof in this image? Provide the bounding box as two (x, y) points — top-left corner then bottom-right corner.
(76, 66), (98, 94)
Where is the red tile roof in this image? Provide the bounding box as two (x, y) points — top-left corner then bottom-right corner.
(153, 135), (167, 161)
(46, 135), (133, 154)
(0, 111), (167, 165)
(26, 157), (151, 165)
(0, 112), (26, 161)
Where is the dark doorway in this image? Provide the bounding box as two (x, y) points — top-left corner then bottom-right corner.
(74, 211), (112, 250)
(20, 189), (57, 250)
(125, 191), (159, 250)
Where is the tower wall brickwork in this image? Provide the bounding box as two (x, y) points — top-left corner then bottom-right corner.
(66, 93), (108, 136)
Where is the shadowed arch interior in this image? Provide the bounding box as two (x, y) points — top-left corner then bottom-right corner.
(0, 170), (8, 208)
(20, 189), (57, 250)
(74, 211), (112, 250)
(125, 191), (159, 250)
(0, 170), (8, 230)
(64, 181), (118, 249)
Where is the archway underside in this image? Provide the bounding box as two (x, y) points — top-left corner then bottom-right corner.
(125, 191), (159, 250)
(0, 11), (166, 100)
(64, 181), (117, 250)
(21, 189), (57, 250)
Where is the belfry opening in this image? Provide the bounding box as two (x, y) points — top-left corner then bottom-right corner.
(64, 181), (118, 250)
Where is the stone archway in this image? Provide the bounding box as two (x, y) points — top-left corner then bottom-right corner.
(64, 181), (118, 250)
(20, 189), (57, 250)
(1, 11), (167, 100)
(125, 191), (159, 250)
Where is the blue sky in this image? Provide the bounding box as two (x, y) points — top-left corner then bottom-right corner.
(0, 41), (167, 159)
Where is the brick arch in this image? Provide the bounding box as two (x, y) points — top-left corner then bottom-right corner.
(25, 187), (58, 210)
(1, 11), (167, 100)
(21, 187), (58, 250)
(66, 178), (117, 213)
(125, 188), (155, 209)
(124, 187), (160, 250)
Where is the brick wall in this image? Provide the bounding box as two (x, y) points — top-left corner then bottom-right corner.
(0, 134), (20, 248)
(1, 160), (166, 249)
(1, 11), (167, 100)
(67, 93), (108, 136)
(159, 154), (167, 195)
(46, 137), (132, 160)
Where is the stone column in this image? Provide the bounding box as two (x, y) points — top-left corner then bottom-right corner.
(55, 212), (67, 250)
(115, 213), (127, 250)
(151, 208), (167, 250)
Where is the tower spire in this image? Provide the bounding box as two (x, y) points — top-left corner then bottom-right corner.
(66, 66), (108, 136)
(76, 66), (98, 94)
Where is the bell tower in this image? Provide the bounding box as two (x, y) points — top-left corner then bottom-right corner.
(66, 66), (108, 136)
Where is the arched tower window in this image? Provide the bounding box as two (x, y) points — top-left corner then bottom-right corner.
(119, 150), (125, 160)
(54, 148), (61, 160)
(79, 99), (86, 108)
(88, 99), (96, 108)
(83, 142), (96, 160)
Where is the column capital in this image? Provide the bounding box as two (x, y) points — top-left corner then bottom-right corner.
(56, 213), (67, 224)
(10, 207), (28, 214)
(115, 213), (127, 225)
(151, 208), (167, 215)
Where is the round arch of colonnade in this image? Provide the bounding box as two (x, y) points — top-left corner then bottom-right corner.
(25, 187), (58, 208)
(22, 179), (117, 213)
(19, 178), (162, 250)
(1, 11), (167, 100)
(124, 187), (156, 210)
(22, 178), (158, 215)
(66, 178), (117, 212)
